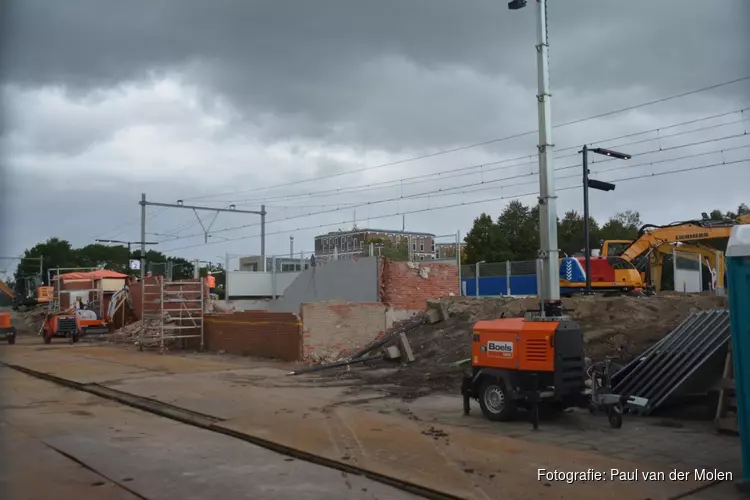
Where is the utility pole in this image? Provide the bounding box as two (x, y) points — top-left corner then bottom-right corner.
(140, 193), (147, 282)
(290, 236), (294, 259)
(261, 204), (266, 271)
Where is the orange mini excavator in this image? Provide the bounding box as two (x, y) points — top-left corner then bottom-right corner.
(461, 307), (627, 428)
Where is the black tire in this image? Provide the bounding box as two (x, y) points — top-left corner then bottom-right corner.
(608, 405), (623, 429)
(43, 335), (51, 345)
(7, 335), (15, 345)
(478, 379), (516, 422)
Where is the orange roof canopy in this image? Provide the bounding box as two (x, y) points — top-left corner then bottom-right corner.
(54, 270), (129, 281)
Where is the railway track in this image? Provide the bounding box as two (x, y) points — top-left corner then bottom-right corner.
(3, 362), (464, 500)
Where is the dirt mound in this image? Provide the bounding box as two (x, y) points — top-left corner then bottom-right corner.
(372, 293), (727, 398)
(8, 307), (47, 335)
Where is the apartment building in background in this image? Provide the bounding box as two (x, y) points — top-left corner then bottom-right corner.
(434, 242), (467, 260)
(314, 228), (436, 261)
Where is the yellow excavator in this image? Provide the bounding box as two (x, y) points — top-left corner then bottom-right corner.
(601, 214), (750, 291)
(0, 277), (53, 310)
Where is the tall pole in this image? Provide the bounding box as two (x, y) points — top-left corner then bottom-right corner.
(140, 193), (147, 282)
(290, 236), (294, 259)
(456, 231), (462, 296)
(582, 145), (592, 293)
(534, 0), (560, 307)
(261, 204), (266, 272)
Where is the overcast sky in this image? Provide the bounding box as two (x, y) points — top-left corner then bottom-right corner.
(1, 0), (749, 271)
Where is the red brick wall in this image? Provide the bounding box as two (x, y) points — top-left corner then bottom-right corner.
(301, 301), (386, 362)
(379, 259), (459, 311)
(204, 311), (301, 361)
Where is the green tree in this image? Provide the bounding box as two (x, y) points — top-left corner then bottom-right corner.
(599, 210), (642, 243)
(557, 210), (600, 257)
(497, 200), (539, 260)
(368, 237), (409, 261)
(15, 237), (76, 283)
(463, 213), (511, 264)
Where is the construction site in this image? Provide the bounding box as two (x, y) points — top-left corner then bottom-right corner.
(2, 216), (749, 500)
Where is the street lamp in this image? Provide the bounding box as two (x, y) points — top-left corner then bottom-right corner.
(580, 145), (632, 293)
(507, 0), (560, 314)
(95, 239), (159, 272)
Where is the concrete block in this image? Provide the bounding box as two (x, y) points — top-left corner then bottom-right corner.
(425, 308), (442, 324)
(398, 332), (415, 362)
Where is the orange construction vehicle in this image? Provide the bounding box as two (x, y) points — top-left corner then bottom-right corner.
(0, 277), (53, 310)
(461, 310), (627, 429)
(0, 312), (17, 344)
(600, 214), (750, 291)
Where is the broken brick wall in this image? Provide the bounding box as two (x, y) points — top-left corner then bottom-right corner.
(204, 311), (302, 361)
(301, 301), (386, 362)
(379, 259), (459, 312)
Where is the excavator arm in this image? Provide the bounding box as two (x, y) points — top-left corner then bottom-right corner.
(0, 280), (15, 300)
(619, 222), (734, 263)
(648, 243), (726, 292)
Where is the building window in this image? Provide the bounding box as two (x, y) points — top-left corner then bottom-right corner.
(419, 255), (424, 261)
(353, 237), (358, 249)
(436, 249), (440, 259)
(420, 239), (424, 252)
(412, 240), (416, 251)
(360, 240), (364, 250)
(431, 241), (435, 252)
(347, 239), (352, 251)
(322, 239), (327, 252)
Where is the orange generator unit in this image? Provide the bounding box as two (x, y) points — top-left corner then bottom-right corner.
(0, 312), (17, 344)
(460, 315), (588, 425)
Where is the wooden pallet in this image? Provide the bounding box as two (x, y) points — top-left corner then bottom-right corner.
(715, 344), (738, 433)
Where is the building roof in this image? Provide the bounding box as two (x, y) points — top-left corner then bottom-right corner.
(54, 270), (128, 281)
(317, 228), (435, 237)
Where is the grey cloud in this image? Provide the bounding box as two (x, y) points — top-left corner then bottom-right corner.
(3, 1), (749, 152)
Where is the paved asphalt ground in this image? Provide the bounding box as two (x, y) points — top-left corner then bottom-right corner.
(0, 366), (418, 500)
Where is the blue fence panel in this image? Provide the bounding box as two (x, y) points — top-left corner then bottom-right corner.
(462, 275), (537, 296)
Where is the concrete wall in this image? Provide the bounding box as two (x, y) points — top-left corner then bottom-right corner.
(301, 301), (386, 362)
(227, 271), (300, 298)
(271, 256), (379, 314)
(298, 259), (459, 363)
(204, 311), (301, 361)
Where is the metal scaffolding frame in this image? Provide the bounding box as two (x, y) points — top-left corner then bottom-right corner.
(137, 278), (204, 353)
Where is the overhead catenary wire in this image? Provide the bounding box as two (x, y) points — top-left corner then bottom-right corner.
(182, 76), (750, 202)
(159, 157), (749, 253)
(204, 111), (749, 207)
(149, 133), (750, 242)
(91, 207), (170, 241)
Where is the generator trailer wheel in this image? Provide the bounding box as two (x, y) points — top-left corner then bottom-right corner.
(478, 379), (516, 422)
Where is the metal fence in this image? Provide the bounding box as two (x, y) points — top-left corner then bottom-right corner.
(461, 260), (540, 297)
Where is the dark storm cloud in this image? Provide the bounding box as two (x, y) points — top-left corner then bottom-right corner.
(3, 0), (748, 151)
